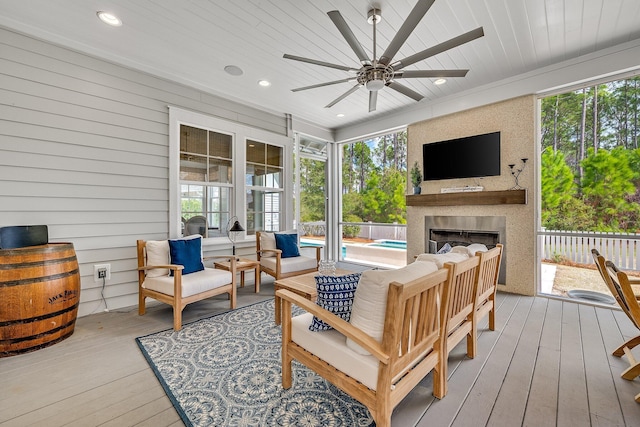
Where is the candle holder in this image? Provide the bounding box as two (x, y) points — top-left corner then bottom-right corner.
(508, 158), (528, 190)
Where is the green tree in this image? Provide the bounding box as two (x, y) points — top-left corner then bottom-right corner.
(299, 158), (325, 222)
(581, 147), (637, 230)
(540, 150), (576, 227)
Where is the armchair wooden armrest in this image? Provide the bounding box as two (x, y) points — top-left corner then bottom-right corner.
(258, 248), (282, 256)
(277, 289), (388, 364)
(138, 264), (183, 272)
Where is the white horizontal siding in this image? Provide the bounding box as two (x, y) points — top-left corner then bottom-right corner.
(0, 27), (287, 317)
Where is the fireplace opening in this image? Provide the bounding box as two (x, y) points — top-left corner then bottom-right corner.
(425, 215), (506, 284)
(428, 229), (500, 253)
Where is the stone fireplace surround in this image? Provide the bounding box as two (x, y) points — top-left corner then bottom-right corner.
(425, 215), (507, 284)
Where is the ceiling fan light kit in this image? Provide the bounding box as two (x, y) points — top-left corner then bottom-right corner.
(283, 0), (484, 112)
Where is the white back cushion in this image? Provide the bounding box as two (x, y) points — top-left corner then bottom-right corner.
(415, 252), (469, 269)
(260, 232), (276, 257)
(347, 261), (439, 355)
(144, 235), (203, 277)
(145, 240), (170, 277)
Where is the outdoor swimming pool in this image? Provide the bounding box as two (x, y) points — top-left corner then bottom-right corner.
(367, 240), (407, 250)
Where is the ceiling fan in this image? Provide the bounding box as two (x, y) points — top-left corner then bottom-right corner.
(283, 0), (484, 112)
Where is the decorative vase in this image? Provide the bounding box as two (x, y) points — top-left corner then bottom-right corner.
(413, 186), (422, 195)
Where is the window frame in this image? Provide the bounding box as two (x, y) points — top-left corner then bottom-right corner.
(169, 106), (293, 246)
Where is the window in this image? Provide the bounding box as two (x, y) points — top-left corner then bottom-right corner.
(246, 140), (284, 234)
(179, 125), (233, 238)
(169, 106), (292, 243)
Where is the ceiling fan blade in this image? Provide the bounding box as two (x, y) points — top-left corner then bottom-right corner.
(393, 27), (485, 70)
(387, 81), (424, 102)
(327, 10), (371, 65)
(292, 78), (354, 92)
(369, 91), (378, 112)
(379, 0), (436, 65)
(283, 54), (357, 72)
(394, 69), (469, 78)
(325, 84), (361, 108)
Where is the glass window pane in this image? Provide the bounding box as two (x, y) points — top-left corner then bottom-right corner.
(181, 185), (231, 238)
(209, 131), (232, 159)
(180, 125), (207, 154)
(208, 159), (232, 183)
(246, 164), (267, 186)
(180, 154), (207, 181)
(265, 167), (282, 188)
(247, 140), (265, 163)
(267, 144), (283, 166)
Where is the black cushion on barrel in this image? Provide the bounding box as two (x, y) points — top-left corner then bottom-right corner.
(0, 225), (48, 249)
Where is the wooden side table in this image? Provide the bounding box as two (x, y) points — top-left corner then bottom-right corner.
(214, 258), (261, 293)
(274, 268), (351, 325)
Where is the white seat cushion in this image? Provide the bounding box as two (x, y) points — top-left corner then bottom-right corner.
(260, 255), (317, 274)
(292, 313), (379, 390)
(347, 261), (438, 355)
(415, 252), (469, 268)
(142, 267), (232, 297)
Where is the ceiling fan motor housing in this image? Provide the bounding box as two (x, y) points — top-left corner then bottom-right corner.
(359, 65), (394, 91)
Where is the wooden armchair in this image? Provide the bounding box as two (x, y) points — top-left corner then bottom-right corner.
(136, 238), (236, 330)
(600, 258), (640, 403)
(438, 256), (482, 396)
(471, 244), (503, 356)
(256, 231), (320, 280)
(278, 266), (448, 427)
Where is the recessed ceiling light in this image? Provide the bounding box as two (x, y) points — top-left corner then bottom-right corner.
(258, 80), (271, 87)
(224, 65), (243, 76)
(97, 11), (122, 27)
(434, 78), (447, 85)
(336, 113), (345, 118)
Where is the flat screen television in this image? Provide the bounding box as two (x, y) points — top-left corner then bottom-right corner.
(422, 131), (501, 181)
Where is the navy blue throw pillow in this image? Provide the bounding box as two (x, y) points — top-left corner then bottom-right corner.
(274, 233), (300, 258)
(168, 238), (204, 275)
(309, 273), (362, 332)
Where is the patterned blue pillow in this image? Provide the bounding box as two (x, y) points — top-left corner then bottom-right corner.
(309, 272), (362, 332)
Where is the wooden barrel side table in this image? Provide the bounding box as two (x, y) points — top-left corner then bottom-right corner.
(0, 242), (81, 357)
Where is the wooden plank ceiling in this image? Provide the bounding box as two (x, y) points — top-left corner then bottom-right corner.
(0, 0), (639, 130)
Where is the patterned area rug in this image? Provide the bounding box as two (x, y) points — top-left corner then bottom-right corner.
(136, 299), (374, 427)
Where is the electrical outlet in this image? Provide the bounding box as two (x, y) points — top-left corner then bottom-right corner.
(94, 264), (111, 282)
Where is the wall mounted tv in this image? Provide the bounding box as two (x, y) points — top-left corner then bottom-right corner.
(422, 131), (501, 181)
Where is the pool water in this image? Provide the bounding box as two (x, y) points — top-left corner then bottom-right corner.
(367, 240), (407, 250)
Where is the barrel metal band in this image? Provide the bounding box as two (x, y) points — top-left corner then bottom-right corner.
(0, 255), (78, 270)
(0, 267), (79, 287)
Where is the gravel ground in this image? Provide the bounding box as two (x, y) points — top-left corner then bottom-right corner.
(547, 262), (610, 296)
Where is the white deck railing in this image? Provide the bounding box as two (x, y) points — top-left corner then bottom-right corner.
(540, 230), (640, 270)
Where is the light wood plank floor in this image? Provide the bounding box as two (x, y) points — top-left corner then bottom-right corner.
(1, 280), (639, 427)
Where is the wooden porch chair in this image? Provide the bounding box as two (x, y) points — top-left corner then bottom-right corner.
(136, 239), (236, 330)
(471, 244), (503, 356)
(438, 255), (482, 396)
(603, 259), (640, 403)
(255, 231), (320, 280)
(278, 267), (448, 427)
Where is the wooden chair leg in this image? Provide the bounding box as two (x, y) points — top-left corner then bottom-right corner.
(433, 357), (446, 399)
(138, 293), (146, 315)
(613, 334), (640, 357)
(621, 346), (640, 381)
(488, 295), (496, 331)
(173, 307), (182, 331)
(468, 316), (478, 359)
(281, 299), (292, 389)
